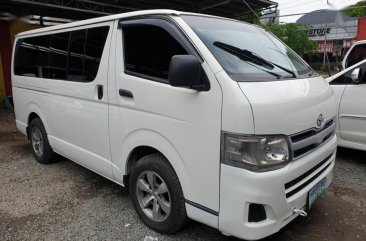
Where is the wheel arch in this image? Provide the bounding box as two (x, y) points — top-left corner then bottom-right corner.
(118, 129), (191, 200)
(25, 102), (50, 139)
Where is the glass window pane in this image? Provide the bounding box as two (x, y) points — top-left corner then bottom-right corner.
(84, 26), (109, 82)
(14, 35), (51, 78)
(49, 32), (70, 80)
(68, 30), (86, 81)
(123, 24), (188, 80)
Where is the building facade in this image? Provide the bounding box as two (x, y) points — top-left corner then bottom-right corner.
(297, 9), (365, 67)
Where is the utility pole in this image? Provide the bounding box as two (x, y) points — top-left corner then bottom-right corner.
(323, 23), (327, 65)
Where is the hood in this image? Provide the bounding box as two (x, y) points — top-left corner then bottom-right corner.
(238, 76), (336, 135)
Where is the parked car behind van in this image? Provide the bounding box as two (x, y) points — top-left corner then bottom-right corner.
(342, 40), (366, 69)
(328, 59), (366, 151)
(12, 10), (337, 240)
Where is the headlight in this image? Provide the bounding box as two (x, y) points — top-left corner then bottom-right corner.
(222, 133), (291, 172)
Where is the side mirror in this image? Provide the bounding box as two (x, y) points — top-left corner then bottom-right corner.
(351, 68), (362, 84)
(169, 55), (206, 91)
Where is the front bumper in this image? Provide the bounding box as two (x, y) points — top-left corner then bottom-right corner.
(219, 135), (337, 240)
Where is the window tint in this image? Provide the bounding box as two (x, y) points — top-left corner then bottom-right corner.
(122, 24), (188, 80)
(49, 32), (70, 80)
(14, 35), (51, 78)
(14, 26), (109, 82)
(346, 44), (366, 68)
(84, 27), (109, 81)
(68, 30), (86, 81)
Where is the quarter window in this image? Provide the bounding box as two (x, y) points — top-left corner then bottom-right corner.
(13, 35), (51, 78)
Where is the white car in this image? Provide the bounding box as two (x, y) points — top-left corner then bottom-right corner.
(327, 59), (366, 151)
(342, 40), (366, 70)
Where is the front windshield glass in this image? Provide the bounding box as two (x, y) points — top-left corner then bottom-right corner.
(182, 15), (316, 82)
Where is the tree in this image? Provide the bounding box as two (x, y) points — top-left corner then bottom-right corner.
(264, 23), (317, 56)
(343, 0), (366, 17)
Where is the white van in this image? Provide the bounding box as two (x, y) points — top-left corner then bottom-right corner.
(12, 10), (337, 240)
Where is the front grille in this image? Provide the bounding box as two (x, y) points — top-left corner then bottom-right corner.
(285, 154), (333, 198)
(290, 118), (336, 159)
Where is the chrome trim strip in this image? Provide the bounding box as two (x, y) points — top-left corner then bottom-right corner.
(292, 123), (336, 151)
(290, 117), (336, 160)
(340, 114), (366, 120)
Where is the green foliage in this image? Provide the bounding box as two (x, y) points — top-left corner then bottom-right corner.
(264, 23), (317, 56)
(343, 0), (366, 17)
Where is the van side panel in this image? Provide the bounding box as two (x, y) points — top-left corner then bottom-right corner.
(12, 21), (114, 179)
(109, 21), (223, 217)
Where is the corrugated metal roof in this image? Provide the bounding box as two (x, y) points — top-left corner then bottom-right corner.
(297, 9), (357, 25)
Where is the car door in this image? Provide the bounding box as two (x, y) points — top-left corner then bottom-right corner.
(329, 61), (366, 145)
(46, 23), (114, 178)
(109, 17), (223, 212)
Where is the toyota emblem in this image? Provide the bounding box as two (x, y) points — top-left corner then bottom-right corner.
(317, 114), (324, 128)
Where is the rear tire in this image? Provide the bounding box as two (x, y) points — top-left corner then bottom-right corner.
(29, 118), (56, 164)
(129, 153), (188, 234)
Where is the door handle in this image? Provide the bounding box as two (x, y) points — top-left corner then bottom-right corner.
(97, 85), (103, 100)
(119, 89), (134, 98)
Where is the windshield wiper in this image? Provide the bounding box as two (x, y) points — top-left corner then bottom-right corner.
(213, 41), (296, 78)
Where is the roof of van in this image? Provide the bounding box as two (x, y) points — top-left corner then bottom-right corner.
(16, 9), (226, 37)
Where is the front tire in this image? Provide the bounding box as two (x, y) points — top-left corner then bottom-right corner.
(29, 118), (56, 164)
(129, 153), (187, 234)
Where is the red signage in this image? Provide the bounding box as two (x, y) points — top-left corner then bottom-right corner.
(317, 42), (333, 53)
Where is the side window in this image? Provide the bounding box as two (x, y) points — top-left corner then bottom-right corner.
(68, 30), (87, 81)
(122, 23), (188, 81)
(84, 27), (109, 81)
(49, 32), (70, 80)
(14, 26), (109, 82)
(14, 35), (51, 77)
(346, 44), (366, 68)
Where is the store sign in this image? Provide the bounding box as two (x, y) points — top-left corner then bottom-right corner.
(317, 42), (333, 53)
(302, 28), (331, 37)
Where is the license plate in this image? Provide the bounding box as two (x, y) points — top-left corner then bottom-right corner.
(307, 178), (327, 209)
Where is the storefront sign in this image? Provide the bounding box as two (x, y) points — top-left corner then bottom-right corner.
(317, 42), (333, 53)
(302, 28), (331, 37)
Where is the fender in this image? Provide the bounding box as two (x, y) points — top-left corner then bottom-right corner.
(25, 102), (52, 140)
(111, 128), (192, 200)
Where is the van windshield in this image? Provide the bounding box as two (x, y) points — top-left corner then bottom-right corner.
(182, 15), (316, 82)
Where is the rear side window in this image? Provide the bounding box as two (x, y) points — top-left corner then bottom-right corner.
(13, 35), (51, 78)
(49, 32), (70, 80)
(14, 26), (109, 82)
(68, 30), (87, 81)
(122, 23), (188, 81)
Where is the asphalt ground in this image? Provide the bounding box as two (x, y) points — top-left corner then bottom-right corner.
(0, 109), (365, 241)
